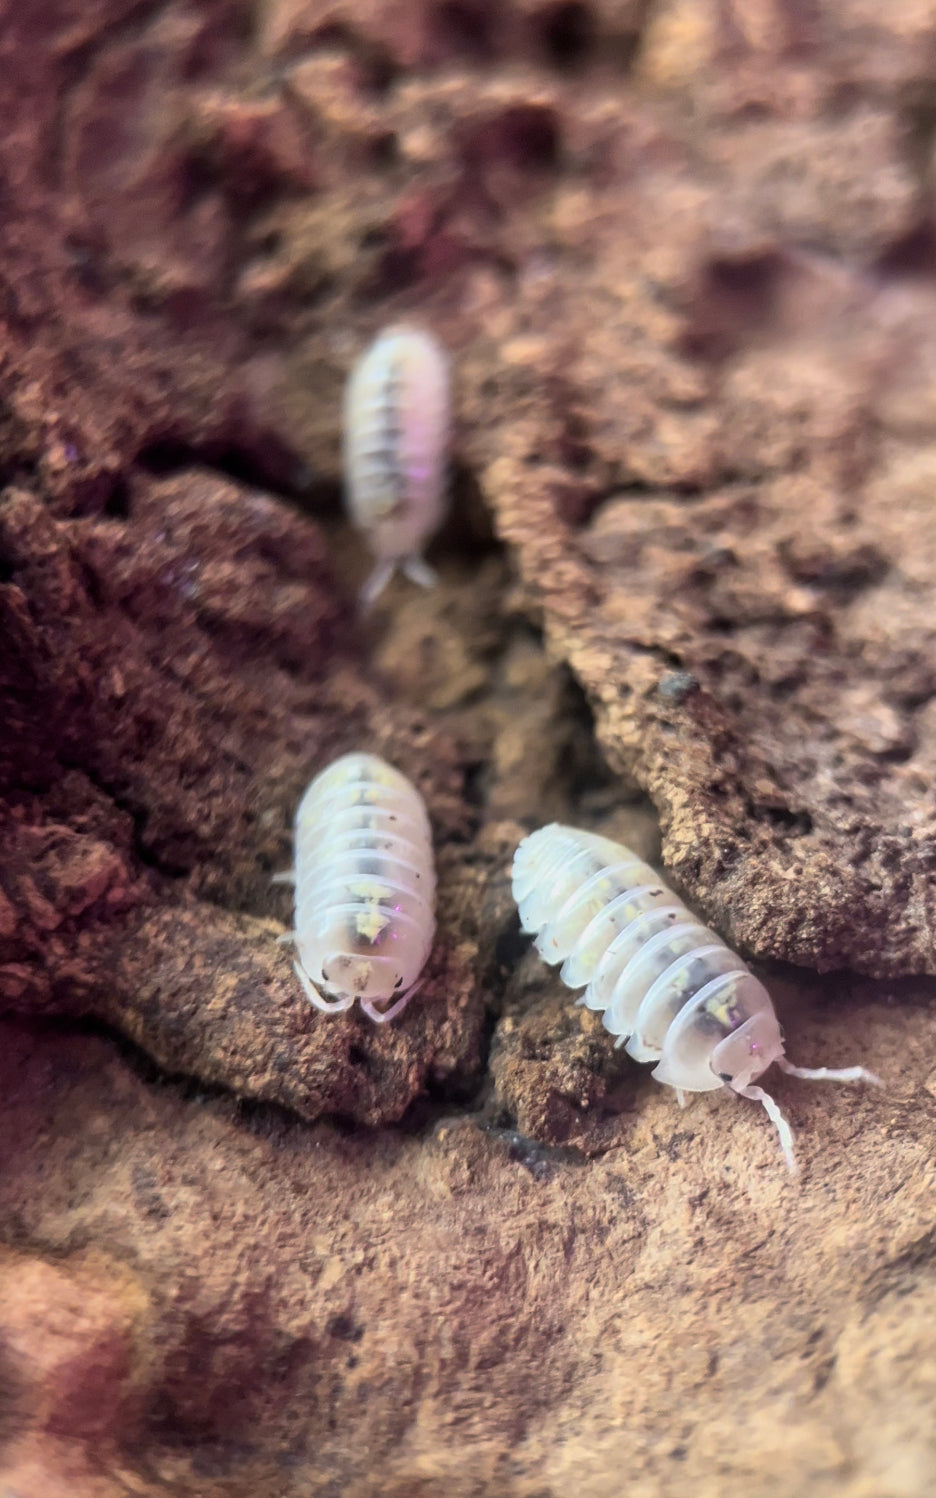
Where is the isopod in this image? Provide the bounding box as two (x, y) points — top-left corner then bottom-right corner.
(279, 752), (436, 1023)
(511, 824), (880, 1169)
(344, 324), (450, 607)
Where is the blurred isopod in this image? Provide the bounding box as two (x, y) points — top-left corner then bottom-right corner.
(279, 752), (436, 1023)
(344, 324), (450, 606)
(511, 824), (880, 1170)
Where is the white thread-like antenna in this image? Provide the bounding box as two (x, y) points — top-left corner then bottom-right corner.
(777, 1058), (882, 1086)
(734, 1083), (797, 1173)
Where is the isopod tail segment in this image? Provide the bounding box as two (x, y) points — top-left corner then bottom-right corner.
(359, 555), (438, 610)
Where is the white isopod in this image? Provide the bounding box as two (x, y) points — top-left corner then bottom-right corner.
(511, 824), (880, 1169)
(344, 324), (450, 607)
(279, 752), (436, 1023)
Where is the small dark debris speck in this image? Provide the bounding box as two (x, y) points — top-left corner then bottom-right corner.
(325, 1313), (364, 1342)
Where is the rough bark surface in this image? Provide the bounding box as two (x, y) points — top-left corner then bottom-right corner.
(2, 1), (936, 1495)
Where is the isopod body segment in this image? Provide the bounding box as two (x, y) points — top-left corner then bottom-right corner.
(282, 752), (436, 1023)
(511, 824), (879, 1169)
(343, 325), (450, 606)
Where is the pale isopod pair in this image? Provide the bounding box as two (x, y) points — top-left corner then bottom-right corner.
(280, 766), (878, 1165)
(292, 328), (448, 1006)
(278, 752), (436, 1024)
(512, 824), (880, 1170)
(344, 325), (450, 607)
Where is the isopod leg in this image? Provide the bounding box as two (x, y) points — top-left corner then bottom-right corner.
(359, 559), (396, 609)
(402, 556), (438, 590)
(360, 980), (423, 1025)
(271, 870), (295, 885)
(732, 1083), (797, 1174)
(675, 1089), (688, 1109)
(293, 960), (355, 1014)
(777, 1058), (882, 1086)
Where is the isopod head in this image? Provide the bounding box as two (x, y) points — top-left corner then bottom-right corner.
(649, 971), (782, 1095)
(709, 1010), (785, 1091)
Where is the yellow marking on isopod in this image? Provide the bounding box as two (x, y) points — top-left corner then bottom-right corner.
(345, 877), (395, 942)
(349, 786), (382, 805)
(704, 984), (745, 1030)
(347, 877), (394, 901)
(355, 906), (391, 942)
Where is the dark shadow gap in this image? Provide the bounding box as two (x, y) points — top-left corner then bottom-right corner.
(135, 435), (311, 500)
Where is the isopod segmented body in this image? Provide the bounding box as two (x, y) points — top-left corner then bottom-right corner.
(283, 752), (436, 1023)
(512, 824), (879, 1169)
(344, 325), (450, 607)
